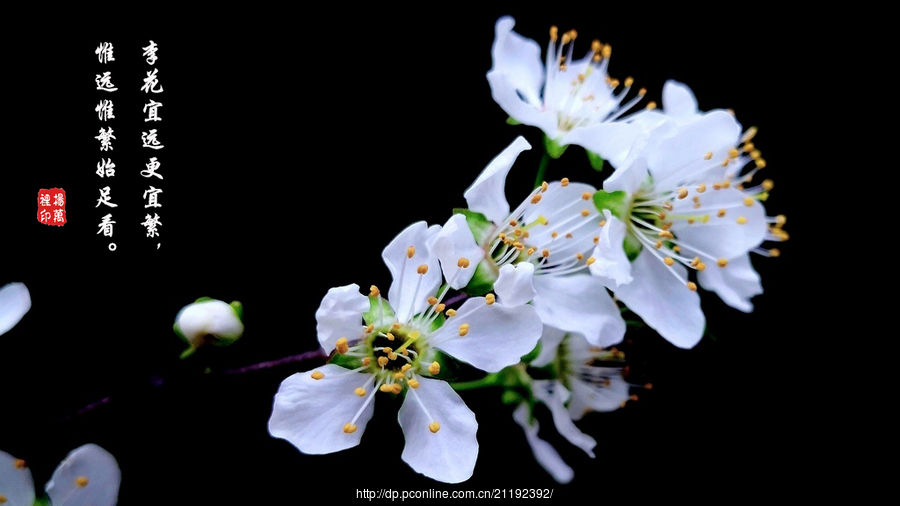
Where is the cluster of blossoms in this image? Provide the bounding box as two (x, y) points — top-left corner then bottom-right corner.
(266, 14), (786, 485)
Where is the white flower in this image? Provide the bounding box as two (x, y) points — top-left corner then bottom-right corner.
(268, 221), (542, 483)
(487, 16), (645, 166)
(593, 100), (777, 347)
(433, 137), (625, 347)
(1, 444), (121, 506)
(513, 326), (630, 483)
(0, 283), (31, 336)
(174, 298), (244, 352)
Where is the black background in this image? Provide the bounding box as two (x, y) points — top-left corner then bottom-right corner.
(1, 7), (823, 502)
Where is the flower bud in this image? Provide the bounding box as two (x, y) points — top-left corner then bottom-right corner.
(173, 298), (243, 357)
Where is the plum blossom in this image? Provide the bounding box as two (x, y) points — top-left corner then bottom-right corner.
(0, 283), (31, 337)
(1, 444), (120, 506)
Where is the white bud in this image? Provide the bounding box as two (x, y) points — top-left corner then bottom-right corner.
(174, 299), (243, 349)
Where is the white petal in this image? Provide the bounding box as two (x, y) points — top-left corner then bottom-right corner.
(671, 188), (767, 260)
(489, 16), (545, 107)
(268, 365), (376, 455)
(613, 249), (705, 349)
(589, 211), (633, 289)
(532, 274), (625, 348)
(603, 156), (651, 195)
(174, 299), (243, 347)
(0, 282), (31, 336)
(697, 254), (762, 313)
(432, 297), (542, 372)
(45, 444), (120, 506)
(531, 325), (567, 368)
(648, 110), (742, 188)
(464, 137), (531, 225)
(399, 377), (477, 484)
(315, 284), (369, 353)
(567, 373), (630, 421)
(429, 214), (485, 290)
(662, 80), (699, 120)
(520, 181), (601, 258)
(494, 263), (536, 307)
(532, 380), (596, 457)
(559, 122), (642, 169)
(383, 222), (442, 323)
(511, 404), (574, 484)
(0, 450), (36, 506)
(487, 71), (559, 137)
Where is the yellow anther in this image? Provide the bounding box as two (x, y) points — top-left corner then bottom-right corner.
(362, 357), (371, 366)
(311, 371), (325, 380)
(658, 231), (674, 239)
(566, 233), (573, 239)
(663, 202), (673, 211)
(531, 194), (543, 204)
(742, 126), (758, 142)
(561, 178), (570, 186)
(756, 159), (767, 169)
(401, 364), (412, 373)
(593, 236), (600, 244)
(76, 476), (89, 488)
(388, 352), (398, 360)
(377, 357), (389, 367)
(561, 33), (571, 45)
(336, 337), (349, 354)
(591, 39), (601, 52)
(743, 142), (755, 152)
(513, 228), (523, 237)
(394, 372), (404, 380)
(382, 346), (393, 354)
(692, 196), (700, 203)
(580, 209), (590, 217)
(717, 259), (728, 267)
(728, 148), (739, 159)
(446, 309), (457, 317)
(392, 383), (402, 394)
(385, 332), (395, 341)
(542, 249), (550, 258)
(697, 262), (707, 271)
(435, 303), (445, 312)
(601, 44), (612, 58)
(638, 87), (647, 95)
(769, 248), (782, 258)
(661, 223), (672, 231)
(523, 231), (530, 238)
(737, 216), (748, 225)
(599, 220), (607, 227)
(762, 179), (775, 191)
(658, 212), (667, 220)
(416, 264), (428, 274)
(408, 379), (420, 389)
(0, 495), (6, 504)
(427, 296), (438, 306)
(459, 323), (470, 337)
(687, 282), (698, 291)
(428, 421), (442, 433)
(573, 253), (582, 261)
(578, 73), (586, 83)
(713, 183), (722, 190)
(673, 245), (681, 253)
(551, 232), (558, 238)
(513, 241), (525, 251)
(687, 219), (695, 224)
(775, 214), (787, 226)
(402, 349), (409, 356)
(379, 384), (393, 393)
(498, 233), (507, 240)
(664, 257), (674, 266)
(559, 64), (567, 71)
(717, 209), (727, 218)
(407, 246), (416, 258)
(14, 459), (26, 469)
(365, 324), (374, 334)
(527, 247), (536, 255)
(695, 184), (707, 194)
(581, 191), (593, 201)
(677, 188), (689, 199)
(369, 285), (380, 297)
(355, 387), (366, 397)
(550, 26), (558, 42)
(343, 423), (358, 434)
(485, 294), (496, 305)
(750, 149), (762, 160)
(655, 240), (662, 249)
(690, 257), (700, 267)
(624, 76), (634, 87)
(586, 257), (596, 266)
(429, 361), (441, 375)
(646, 101), (657, 110)
(722, 180), (731, 189)
(541, 181), (549, 193)
(744, 197), (755, 207)
(609, 78), (620, 88)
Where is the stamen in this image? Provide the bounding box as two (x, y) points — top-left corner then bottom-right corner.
(336, 337), (349, 354)
(561, 178), (569, 187)
(76, 477), (89, 487)
(343, 423), (358, 434)
(531, 194), (543, 204)
(687, 282), (697, 291)
(582, 191), (592, 200)
(416, 264), (428, 274)
(377, 357), (389, 367)
(408, 379), (420, 389)
(485, 294), (496, 305)
(428, 361), (441, 375)
(355, 387), (366, 397)
(429, 422), (441, 434)
(369, 285), (380, 297)
(717, 259), (728, 267)
(458, 323), (470, 337)
(407, 246), (416, 258)
(14, 459), (26, 469)
(311, 371), (325, 380)
(737, 216), (748, 225)
(446, 309), (457, 317)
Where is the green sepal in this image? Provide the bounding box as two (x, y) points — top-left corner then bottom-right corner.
(586, 150), (605, 171)
(501, 389), (525, 405)
(623, 233), (643, 261)
(592, 190), (630, 220)
(452, 208), (494, 245)
(193, 296), (214, 303)
(179, 346), (197, 360)
(462, 261), (498, 296)
(329, 352), (363, 370)
(230, 300), (244, 323)
(543, 134), (568, 159)
(363, 296), (395, 326)
(172, 322), (186, 342)
(506, 116), (522, 125)
(34, 497), (51, 506)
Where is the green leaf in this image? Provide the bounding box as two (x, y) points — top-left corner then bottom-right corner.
(363, 296), (395, 326)
(543, 134), (568, 159)
(452, 208), (494, 245)
(462, 261), (498, 296)
(592, 190), (630, 220)
(506, 116), (521, 125)
(586, 150), (605, 171)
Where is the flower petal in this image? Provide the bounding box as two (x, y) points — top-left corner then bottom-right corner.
(670, 188), (767, 260)
(560, 122), (642, 169)
(0, 282), (31, 336)
(511, 404), (574, 484)
(489, 16), (545, 107)
(532, 380), (596, 457)
(487, 71), (559, 138)
(45, 444), (120, 506)
(399, 377), (477, 484)
(589, 211), (633, 289)
(432, 297), (542, 372)
(661, 80), (699, 121)
(603, 156), (651, 195)
(697, 253), (762, 313)
(613, 249), (705, 349)
(464, 137), (531, 225)
(494, 263), (536, 307)
(531, 325), (567, 368)
(567, 372), (630, 421)
(315, 284), (369, 353)
(0, 450), (36, 506)
(532, 274), (625, 348)
(520, 181), (601, 258)
(648, 110), (742, 188)
(429, 214), (485, 290)
(383, 221), (442, 323)
(268, 365), (376, 455)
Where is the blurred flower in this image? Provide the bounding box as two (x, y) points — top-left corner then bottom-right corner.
(0, 283), (31, 336)
(174, 298), (244, 357)
(487, 16), (645, 165)
(1, 444), (120, 506)
(269, 221), (542, 483)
